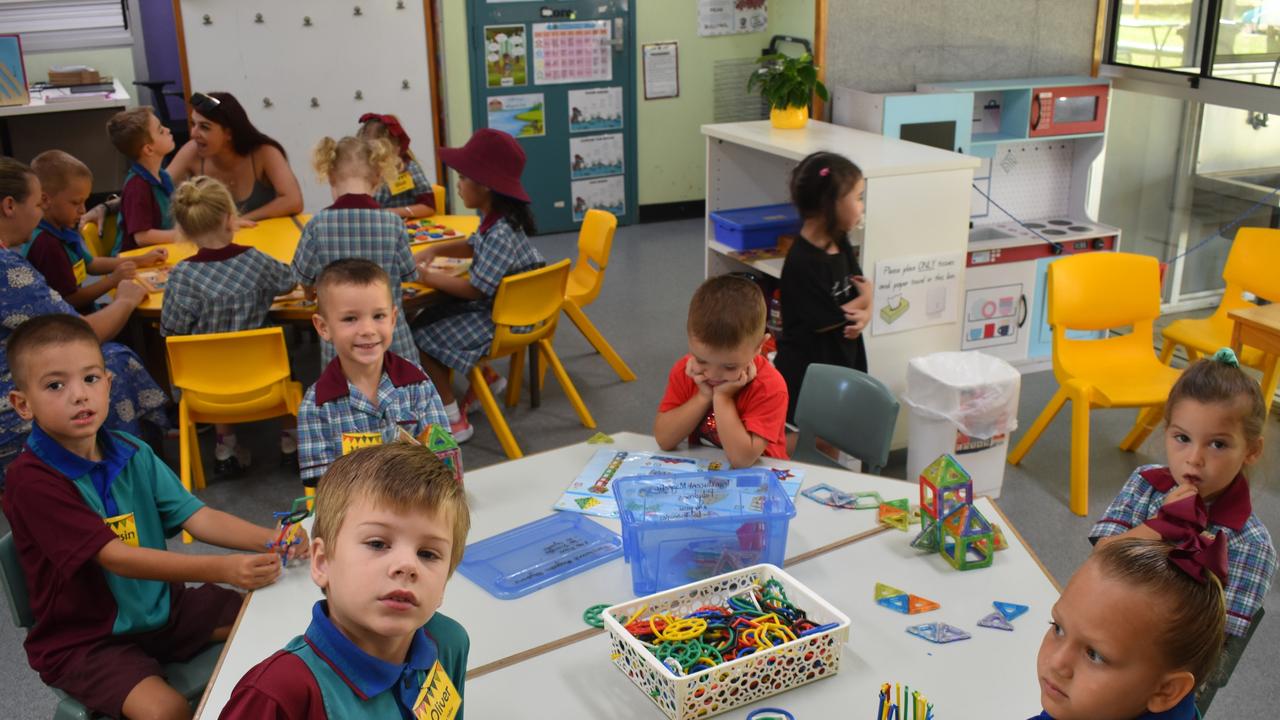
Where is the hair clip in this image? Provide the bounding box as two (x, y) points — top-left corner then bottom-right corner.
(818, 167), (830, 177)
(1212, 347), (1239, 367)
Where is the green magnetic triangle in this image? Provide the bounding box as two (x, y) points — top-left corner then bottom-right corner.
(875, 582), (907, 601)
(882, 512), (912, 532)
(910, 524), (940, 552)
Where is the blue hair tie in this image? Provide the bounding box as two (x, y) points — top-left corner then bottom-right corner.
(1212, 347), (1239, 368)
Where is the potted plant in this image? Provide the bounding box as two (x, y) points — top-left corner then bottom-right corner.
(748, 52), (829, 129)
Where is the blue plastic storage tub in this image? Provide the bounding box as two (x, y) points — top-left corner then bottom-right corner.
(612, 468), (796, 595)
(709, 203), (802, 251)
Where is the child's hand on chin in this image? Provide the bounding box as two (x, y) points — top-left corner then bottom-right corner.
(713, 361), (756, 398)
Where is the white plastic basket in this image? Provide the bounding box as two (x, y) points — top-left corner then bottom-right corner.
(603, 564), (850, 720)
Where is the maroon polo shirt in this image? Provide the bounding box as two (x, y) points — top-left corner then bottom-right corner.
(120, 174), (163, 253)
(1138, 466), (1252, 530)
(312, 351), (430, 406)
(219, 650), (328, 720)
(328, 194), (382, 211)
(185, 243), (253, 264)
(25, 230), (80, 301)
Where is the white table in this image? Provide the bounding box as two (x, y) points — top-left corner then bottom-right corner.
(196, 432), (920, 718)
(465, 497), (1062, 718)
(0, 79), (131, 194)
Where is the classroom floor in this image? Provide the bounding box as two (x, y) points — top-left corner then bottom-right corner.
(1, 217), (1276, 718)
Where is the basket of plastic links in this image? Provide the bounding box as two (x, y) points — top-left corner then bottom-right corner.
(602, 563), (850, 720)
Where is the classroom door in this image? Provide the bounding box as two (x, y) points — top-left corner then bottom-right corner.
(467, 0), (637, 234)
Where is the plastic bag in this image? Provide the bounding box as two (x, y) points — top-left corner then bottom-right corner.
(903, 351), (1021, 439)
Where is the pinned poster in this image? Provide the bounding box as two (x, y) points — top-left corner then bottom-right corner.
(486, 93), (545, 138)
(484, 25), (527, 88)
(871, 252), (963, 336)
(569, 133), (624, 180)
(532, 21), (612, 85)
(571, 176), (625, 222)
(569, 86), (623, 132)
(697, 0), (767, 36)
(642, 42), (679, 100)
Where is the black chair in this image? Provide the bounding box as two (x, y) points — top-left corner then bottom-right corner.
(1196, 606), (1265, 715)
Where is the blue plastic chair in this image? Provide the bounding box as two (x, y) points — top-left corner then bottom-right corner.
(792, 363), (900, 474)
(0, 533), (224, 719)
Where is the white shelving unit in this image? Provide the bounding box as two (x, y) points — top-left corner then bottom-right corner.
(701, 120), (980, 447)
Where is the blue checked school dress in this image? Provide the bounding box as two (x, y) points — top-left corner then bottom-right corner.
(0, 250), (170, 479)
(160, 244), (297, 337)
(291, 195), (420, 368)
(412, 215), (544, 373)
(374, 158), (436, 211)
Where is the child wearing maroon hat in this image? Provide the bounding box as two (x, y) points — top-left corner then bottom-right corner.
(411, 128), (544, 442)
(358, 113), (437, 220)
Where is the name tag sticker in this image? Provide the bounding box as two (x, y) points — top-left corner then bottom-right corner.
(412, 660), (460, 720)
(72, 258), (87, 286)
(105, 512), (139, 547)
(390, 172), (416, 195)
(341, 432), (383, 455)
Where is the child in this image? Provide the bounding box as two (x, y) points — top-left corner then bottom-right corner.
(24, 150), (166, 313)
(106, 107), (178, 254)
(654, 274), (789, 468)
(1, 314), (305, 720)
(772, 151), (872, 422)
(357, 113), (437, 219)
(292, 136), (420, 369)
(161, 176), (300, 474)
(1032, 538), (1226, 719)
(411, 128), (544, 442)
(298, 259), (450, 488)
(1091, 349), (1276, 641)
(221, 442), (471, 719)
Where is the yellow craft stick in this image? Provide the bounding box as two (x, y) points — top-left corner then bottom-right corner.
(624, 604), (648, 627)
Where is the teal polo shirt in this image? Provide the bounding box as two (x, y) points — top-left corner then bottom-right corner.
(25, 425), (204, 634)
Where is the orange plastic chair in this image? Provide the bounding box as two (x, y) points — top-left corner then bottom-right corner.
(1007, 253), (1182, 516)
(166, 328), (303, 541)
(1132, 227), (1280, 436)
(469, 259), (596, 459)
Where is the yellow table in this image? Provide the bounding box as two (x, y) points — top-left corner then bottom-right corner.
(1229, 303), (1280, 413)
(120, 213), (478, 319)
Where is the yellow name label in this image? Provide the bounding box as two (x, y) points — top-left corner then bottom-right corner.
(105, 512), (139, 547)
(390, 172), (416, 196)
(72, 258), (87, 286)
(341, 432), (383, 455)
(412, 660), (460, 720)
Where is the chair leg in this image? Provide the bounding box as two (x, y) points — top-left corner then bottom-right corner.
(506, 350), (524, 408)
(538, 340), (596, 428)
(1260, 352), (1280, 416)
(178, 405), (195, 544)
(1158, 339), (1176, 365)
(564, 301), (637, 382)
(1008, 386), (1068, 465)
(469, 367), (523, 459)
(1067, 383), (1092, 517)
(530, 345), (541, 409)
(1119, 405), (1162, 451)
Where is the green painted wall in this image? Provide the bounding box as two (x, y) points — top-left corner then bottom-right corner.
(438, 0), (814, 211)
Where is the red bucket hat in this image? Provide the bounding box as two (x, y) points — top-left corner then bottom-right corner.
(438, 128), (529, 203)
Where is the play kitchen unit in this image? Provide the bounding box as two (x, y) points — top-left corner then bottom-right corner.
(701, 120), (980, 447)
(834, 77), (1120, 370)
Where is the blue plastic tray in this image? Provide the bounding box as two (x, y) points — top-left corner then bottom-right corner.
(457, 513), (624, 599)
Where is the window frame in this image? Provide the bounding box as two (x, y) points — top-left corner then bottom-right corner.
(0, 0), (131, 53)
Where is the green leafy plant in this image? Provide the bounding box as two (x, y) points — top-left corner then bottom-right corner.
(747, 53), (830, 111)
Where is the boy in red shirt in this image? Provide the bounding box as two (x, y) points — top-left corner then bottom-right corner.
(654, 275), (789, 467)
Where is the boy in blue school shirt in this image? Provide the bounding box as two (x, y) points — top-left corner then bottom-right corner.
(107, 106), (178, 254)
(1, 314), (304, 719)
(220, 442), (472, 719)
(297, 259), (451, 488)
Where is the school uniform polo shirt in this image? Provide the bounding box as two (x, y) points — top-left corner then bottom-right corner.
(374, 158), (437, 210)
(658, 354), (790, 460)
(0, 425), (204, 675)
(159, 243), (297, 337)
(297, 352), (450, 484)
(1090, 464), (1277, 638)
(23, 220), (95, 307)
(1028, 691), (1197, 719)
(115, 163), (174, 254)
(219, 600), (469, 719)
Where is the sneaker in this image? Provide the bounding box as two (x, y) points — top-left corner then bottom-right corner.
(450, 413), (475, 443)
(463, 369), (509, 413)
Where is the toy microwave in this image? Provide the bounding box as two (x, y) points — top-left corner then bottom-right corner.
(1028, 83), (1108, 137)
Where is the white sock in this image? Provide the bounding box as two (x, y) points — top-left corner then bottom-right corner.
(443, 401), (461, 423)
(280, 429), (298, 454)
(215, 433), (237, 461)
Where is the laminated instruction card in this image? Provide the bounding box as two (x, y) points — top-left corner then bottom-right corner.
(554, 449), (803, 519)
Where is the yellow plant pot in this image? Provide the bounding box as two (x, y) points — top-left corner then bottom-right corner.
(770, 106), (808, 129)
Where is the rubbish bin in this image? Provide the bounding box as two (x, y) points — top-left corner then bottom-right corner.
(904, 352), (1021, 498)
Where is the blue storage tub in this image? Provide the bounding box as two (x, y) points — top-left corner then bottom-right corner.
(612, 468), (796, 595)
(709, 203), (802, 251)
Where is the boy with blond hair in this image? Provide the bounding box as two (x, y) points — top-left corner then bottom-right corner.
(221, 442), (471, 718)
(655, 275), (789, 467)
(106, 107), (177, 253)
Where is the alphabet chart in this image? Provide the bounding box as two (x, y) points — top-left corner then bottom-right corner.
(531, 20), (612, 85)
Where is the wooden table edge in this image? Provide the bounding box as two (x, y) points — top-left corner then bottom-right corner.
(194, 586), (254, 719)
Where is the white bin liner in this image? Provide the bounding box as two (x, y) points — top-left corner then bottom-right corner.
(903, 351), (1021, 439)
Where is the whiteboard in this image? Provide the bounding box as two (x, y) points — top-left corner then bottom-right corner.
(177, 0), (437, 212)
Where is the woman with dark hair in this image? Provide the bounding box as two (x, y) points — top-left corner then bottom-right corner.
(166, 91), (303, 220)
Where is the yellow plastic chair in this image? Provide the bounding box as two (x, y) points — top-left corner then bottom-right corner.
(166, 328), (303, 541)
(433, 184), (446, 213)
(469, 259), (596, 459)
(80, 215), (116, 259)
(1007, 253), (1182, 516)
(1133, 227), (1280, 433)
